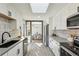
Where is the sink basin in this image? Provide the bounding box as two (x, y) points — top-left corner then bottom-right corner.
(0, 40), (19, 48)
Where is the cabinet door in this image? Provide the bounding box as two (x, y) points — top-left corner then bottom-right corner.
(17, 42), (23, 56)
(53, 44), (60, 56)
(49, 38), (53, 48)
(7, 42), (23, 56)
(49, 39), (51, 48)
(52, 40), (60, 56)
(60, 48), (71, 56)
(52, 41), (57, 55)
(2, 53), (8, 56)
(49, 42), (53, 49)
(7, 45), (18, 56)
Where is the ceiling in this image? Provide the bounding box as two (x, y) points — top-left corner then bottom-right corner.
(30, 3), (49, 13)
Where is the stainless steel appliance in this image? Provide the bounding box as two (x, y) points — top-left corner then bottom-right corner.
(23, 38), (28, 56)
(60, 47), (71, 56)
(44, 24), (49, 47)
(60, 42), (79, 56)
(67, 13), (79, 29)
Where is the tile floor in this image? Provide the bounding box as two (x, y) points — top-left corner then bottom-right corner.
(26, 40), (54, 56)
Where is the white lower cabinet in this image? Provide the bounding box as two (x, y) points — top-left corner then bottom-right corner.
(49, 37), (60, 56)
(2, 53), (8, 56)
(52, 41), (60, 56)
(7, 44), (18, 56)
(7, 42), (23, 56)
(2, 41), (23, 56)
(17, 42), (23, 56)
(49, 38), (53, 49)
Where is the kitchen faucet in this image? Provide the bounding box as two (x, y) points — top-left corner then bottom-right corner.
(2, 32), (11, 43)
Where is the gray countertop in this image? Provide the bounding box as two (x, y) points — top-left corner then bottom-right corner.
(0, 37), (26, 56)
(50, 36), (69, 43)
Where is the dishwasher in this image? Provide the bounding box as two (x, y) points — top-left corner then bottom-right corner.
(23, 38), (28, 56)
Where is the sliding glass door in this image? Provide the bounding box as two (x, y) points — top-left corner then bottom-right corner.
(26, 20), (43, 42)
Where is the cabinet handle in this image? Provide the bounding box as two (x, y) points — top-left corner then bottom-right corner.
(17, 49), (20, 55)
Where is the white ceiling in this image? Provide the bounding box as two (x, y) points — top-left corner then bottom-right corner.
(30, 3), (49, 13)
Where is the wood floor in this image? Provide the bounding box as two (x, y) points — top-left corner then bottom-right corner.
(26, 40), (54, 56)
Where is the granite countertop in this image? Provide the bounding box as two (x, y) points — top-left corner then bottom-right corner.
(50, 36), (69, 43)
(0, 36), (26, 56)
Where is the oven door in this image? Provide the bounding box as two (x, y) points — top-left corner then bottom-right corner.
(60, 47), (71, 56)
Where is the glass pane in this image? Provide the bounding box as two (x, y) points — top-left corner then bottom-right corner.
(26, 22), (31, 36)
(32, 22), (42, 40)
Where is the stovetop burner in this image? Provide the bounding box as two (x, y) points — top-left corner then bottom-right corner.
(60, 42), (79, 56)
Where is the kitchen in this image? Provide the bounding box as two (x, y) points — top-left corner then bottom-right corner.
(0, 3), (79, 56)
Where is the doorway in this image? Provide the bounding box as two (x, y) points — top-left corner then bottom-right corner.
(26, 20), (43, 43)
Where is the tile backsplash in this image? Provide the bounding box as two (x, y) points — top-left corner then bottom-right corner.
(55, 30), (69, 39)
(50, 29), (79, 41)
(51, 30), (69, 39)
(0, 17), (17, 44)
(0, 17), (9, 43)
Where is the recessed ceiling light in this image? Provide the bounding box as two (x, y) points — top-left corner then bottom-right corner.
(30, 3), (49, 13)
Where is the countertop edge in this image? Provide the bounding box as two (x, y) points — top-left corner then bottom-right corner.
(0, 37), (26, 56)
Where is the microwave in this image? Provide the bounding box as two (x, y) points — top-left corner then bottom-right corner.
(67, 13), (79, 28)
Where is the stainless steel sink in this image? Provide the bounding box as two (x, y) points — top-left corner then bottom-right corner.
(0, 40), (19, 48)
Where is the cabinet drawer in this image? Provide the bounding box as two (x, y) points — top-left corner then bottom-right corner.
(2, 53), (8, 56)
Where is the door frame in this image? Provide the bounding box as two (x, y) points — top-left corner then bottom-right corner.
(26, 20), (43, 42)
